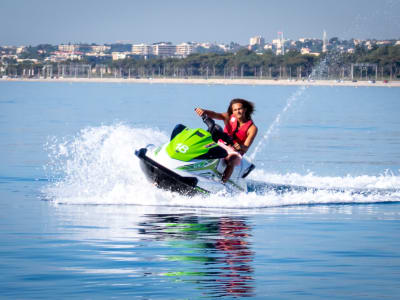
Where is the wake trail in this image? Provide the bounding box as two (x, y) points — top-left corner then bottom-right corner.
(41, 124), (400, 208)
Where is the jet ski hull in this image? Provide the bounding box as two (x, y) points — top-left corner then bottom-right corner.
(135, 148), (209, 196)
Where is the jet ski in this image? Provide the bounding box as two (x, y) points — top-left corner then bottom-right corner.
(135, 115), (255, 196)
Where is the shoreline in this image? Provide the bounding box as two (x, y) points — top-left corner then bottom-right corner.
(1, 77), (399, 87)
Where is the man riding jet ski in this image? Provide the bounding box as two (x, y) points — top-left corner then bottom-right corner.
(135, 99), (257, 196)
(195, 99), (258, 183)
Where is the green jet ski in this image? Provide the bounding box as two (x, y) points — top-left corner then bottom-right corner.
(135, 115), (255, 196)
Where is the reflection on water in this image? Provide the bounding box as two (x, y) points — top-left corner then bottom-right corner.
(139, 214), (254, 298)
(41, 204), (400, 299)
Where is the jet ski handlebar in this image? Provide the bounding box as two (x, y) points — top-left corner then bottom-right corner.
(201, 114), (234, 146)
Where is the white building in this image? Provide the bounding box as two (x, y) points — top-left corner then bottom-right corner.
(132, 43), (153, 55)
(16, 46), (26, 54)
(249, 36), (265, 47)
(91, 45), (110, 53)
(46, 51), (83, 62)
(58, 44), (80, 52)
(300, 48), (320, 56)
(17, 58), (38, 63)
(112, 52), (129, 60)
(298, 38), (317, 43)
(199, 42), (212, 49)
(365, 41), (373, 50)
(301, 47), (311, 54)
(272, 39), (284, 55)
(86, 52), (111, 58)
(1, 54), (18, 60)
(176, 43), (194, 57)
(152, 43), (176, 57)
(217, 44), (230, 52)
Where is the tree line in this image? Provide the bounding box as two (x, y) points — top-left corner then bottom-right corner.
(2, 45), (399, 80)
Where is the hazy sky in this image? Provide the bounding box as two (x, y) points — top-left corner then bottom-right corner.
(1, 0), (400, 45)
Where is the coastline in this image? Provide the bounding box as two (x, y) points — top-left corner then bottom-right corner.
(1, 77), (399, 87)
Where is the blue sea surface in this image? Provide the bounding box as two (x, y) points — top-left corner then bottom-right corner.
(1, 81), (400, 299)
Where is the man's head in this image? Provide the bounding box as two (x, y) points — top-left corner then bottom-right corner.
(227, 98), (255, 121)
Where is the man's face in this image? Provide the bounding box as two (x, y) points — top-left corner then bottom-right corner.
(232, 103), (245, 119)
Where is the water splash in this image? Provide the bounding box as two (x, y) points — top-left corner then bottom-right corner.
(42, 124), (400, 208)
(248, 85), (307, 161)
(249, 42), (346, 163)
(43, 124), (168, 203)
(248, 52), (333, 162)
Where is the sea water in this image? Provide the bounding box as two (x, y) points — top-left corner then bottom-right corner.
(0, 81), (399, 299)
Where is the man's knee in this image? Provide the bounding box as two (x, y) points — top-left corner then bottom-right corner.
(225, 155), (241, 167)
(225, 156), (238, 167)
(226, 156), (235, 164)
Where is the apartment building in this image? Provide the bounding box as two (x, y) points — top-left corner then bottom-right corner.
(152, 43), (176, 57)
(91, 45), (111, 53)
(58, 44), (80, 52)
(175, 43), (194, 57)
(132, 43), (153, 55)
(249, 36), (265, 47)
(112, 52), (130, 60)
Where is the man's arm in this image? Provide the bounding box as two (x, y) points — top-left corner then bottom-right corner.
(195, 108), (228, 121)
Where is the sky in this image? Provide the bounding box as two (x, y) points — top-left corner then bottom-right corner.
(1, 0), (400, 46)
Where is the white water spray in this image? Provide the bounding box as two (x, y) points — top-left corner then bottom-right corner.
(249, 85), (307, 161)
(42, 124), (400, 208)
(249, 48), (337, 163)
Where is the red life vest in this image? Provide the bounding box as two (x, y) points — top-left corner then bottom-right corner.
(224, 115), (253, 145)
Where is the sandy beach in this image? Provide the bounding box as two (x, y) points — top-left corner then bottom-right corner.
(1, 77), (399, 87)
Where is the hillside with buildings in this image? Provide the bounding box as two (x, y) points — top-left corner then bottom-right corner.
(1, 34), (399, 81)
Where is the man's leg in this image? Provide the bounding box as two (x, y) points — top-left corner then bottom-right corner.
(222, 157), (236, 183)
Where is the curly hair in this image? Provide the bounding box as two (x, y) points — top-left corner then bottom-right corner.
(227, 98), (255, 120)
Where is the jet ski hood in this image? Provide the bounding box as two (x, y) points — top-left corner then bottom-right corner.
(166, 127), (219, 161)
